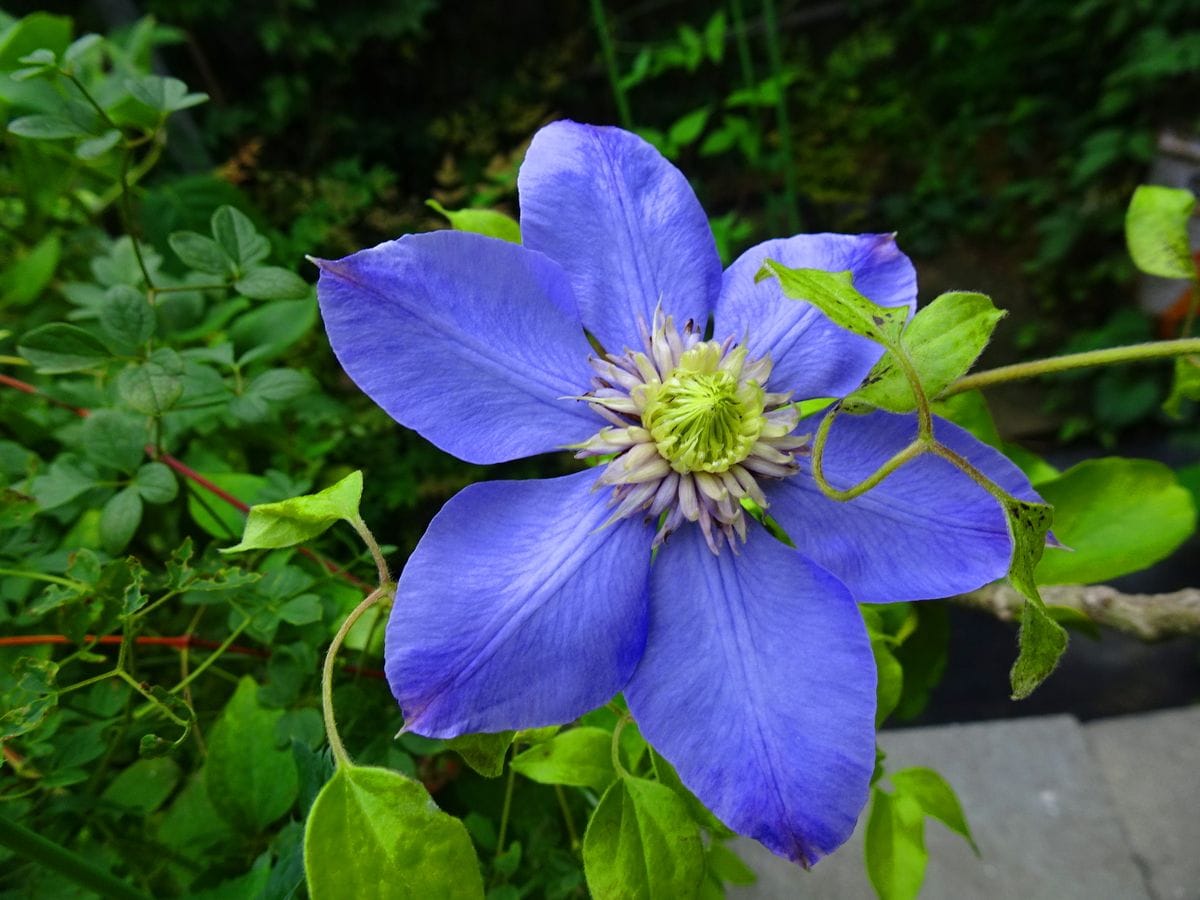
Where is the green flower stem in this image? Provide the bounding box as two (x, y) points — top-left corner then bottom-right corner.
(610, 715), (631, 779)
(118, 149), (155, 290)
(589, 0), (633, 130)
(944, 338), (1200, 397)
(350, 516), (391, 587)
(0, 814), (150, 900)
(321, 586), (389, 768)
(495, 749), (518, 861)
(0, 568), (83, 588)
(729, 0), (758, 92)
(760, 0), (799, 232)
(810, 404), (929, 502)
(554, 785), (581, 853)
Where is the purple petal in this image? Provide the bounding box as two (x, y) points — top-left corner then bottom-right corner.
(626, 526), (875, 866)
(768, 410), (1042, 603)
(316, 231), (599, 465)
(518, 120), (722, 355)
(386, 469), (652, 736)
(716, 234), (917, 398)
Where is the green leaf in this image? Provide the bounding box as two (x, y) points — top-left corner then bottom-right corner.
(510, 727), (614, 790)
(426, 199), (520, 244)
(18, 322), (109, 372)
(1002, 497), (1067, 699)
(277, 594), (322, 626)
(303, 765), (484, 900)
(705, 842), (755, 885)
(76, 128), (121, 160)
(63, 33), (102, 65)
(127, 74), (208, 113)
(1010, 597), (1068, 700)
(229, 368), (314, 422)
(100, 487), (143, 554)
(851, 292), (1005, 412)
(211, 206), (270, 272)
(224, 470), (362, 553)
(7, 113), (91, 139)
(206, 677), (298, 834)
(864, 789), (928, 900)
(1125, 185), (1196, 279)
(668, 107), (710, 147)
(101, 757), (181, 813)
(169, 231), (232, 275)
(0, 233), (60, 306)
(234, 266), (311, 300)
(873, 639), (904, 726)
(0, 489), (37, 526)
(583, 777), (705, 900)
(99, 285), (155, 351)
(890, 767), (977, 854)
(116, 348), (185, 415)
(1163, 354), (1200, 418)
(0, 657), (58, 741)
(445, 732), (514, 778)
(133, 462), (178, 504)
(80, 409), (146, 473)
(1034, 458), (1196, 585)
(756, 259), (908, 346)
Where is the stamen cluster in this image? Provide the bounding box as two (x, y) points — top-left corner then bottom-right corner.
(572, 311), (808, 554)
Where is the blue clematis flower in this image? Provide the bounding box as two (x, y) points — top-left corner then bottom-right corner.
(315, 121), (1039, 866)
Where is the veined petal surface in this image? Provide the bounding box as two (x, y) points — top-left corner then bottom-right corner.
(386, 469), (653, 737)
(518, 120), (722, 355)
(316, 231), (598, 464)
(717, 233), (917, 399)
(769, 410), (1041, 603)
(626, 526), (876, 866)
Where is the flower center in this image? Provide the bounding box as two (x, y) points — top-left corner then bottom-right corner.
(567, 310), (809, 555)
(642, 345), (765, 474)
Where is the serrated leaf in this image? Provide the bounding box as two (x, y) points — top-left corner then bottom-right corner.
(133, 461), (178, 504)
(303, 765), (484, 900)
(756, 259), (908, 346)
(583, 777), (705, 900)
(445, 732), (514, 778)
(426, 199), (520, 244)
(169, 230), (232, 275)
(234, 266), (310, 300)
(1001, 497), (1067, 698)
(510, 727), (614, 790)
(223, 470), (362, 553)
(1125, 185), (1196, 279)
(116, 348), (184, 415)
(99, 284), (155, 352)
(101, 487), (143, 553)
(212, 206), (270, 271)
(890, 767), (978, 854)
(18, 322), (109, 372)
(207, 677), (298, 833)
(851, 292), (1005, 412)
(1035, 458), (1196, 585)
(864, 789), (927, 900)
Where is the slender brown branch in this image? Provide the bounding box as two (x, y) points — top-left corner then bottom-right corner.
(956, 582), (1200, 642)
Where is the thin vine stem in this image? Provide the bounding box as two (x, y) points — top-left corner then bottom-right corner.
(589, 0), (633, 129)
(322, 586), (389, 768)
(944, 337), (1200, 396)
(809, 405), (929, 501)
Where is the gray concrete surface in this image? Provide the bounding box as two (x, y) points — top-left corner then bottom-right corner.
(731, 708), (1200, 899)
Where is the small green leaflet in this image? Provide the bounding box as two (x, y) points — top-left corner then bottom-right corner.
(583, 776), (705, 900)
(223, 470), (363, 553)
(1163, 354), (1200, 419)
(864, 789), (928, 900)
(889, 767), (978, 855)
(510, 726), (614, 790)
(1003, 498), (1067, 699)
(1124, 185), (1196, 279)
(755, 260), (908, 345)
(445, 731), (514, 778)
(17, 322), (108, 372)
(303, 765), (484, 900)
(426, 199), (521, 244)
(850, 292), (1005, 412)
